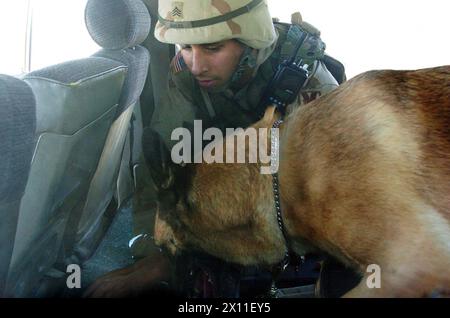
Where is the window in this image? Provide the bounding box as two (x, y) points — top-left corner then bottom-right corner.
(30, 0), (100, 71)
(268, 0), (450, 79)
(0, 0), (100, 76)
(0, 0), (29, 76)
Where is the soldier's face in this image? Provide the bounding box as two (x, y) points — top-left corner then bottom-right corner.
(181, 39), (245, 91)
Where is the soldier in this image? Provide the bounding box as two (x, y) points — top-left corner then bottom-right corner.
(151, 0), (341, 148)
(85, 0), (345, 297)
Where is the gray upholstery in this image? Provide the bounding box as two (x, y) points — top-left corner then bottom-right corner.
(69, 0), (151, 260)
(27, 58), (127, 85)
(0, 75), (35, 296)
(85, 0), (151, 50)
(26, 58), (129, 134)
(94, 47), (150, 114)
(0, 76), (36, 201)
(5, 58), (127, 297)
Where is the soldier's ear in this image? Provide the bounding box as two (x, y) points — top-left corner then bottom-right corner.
(142, 128), (176, 191)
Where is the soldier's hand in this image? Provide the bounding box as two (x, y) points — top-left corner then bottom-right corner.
(83, 252), (172, 298)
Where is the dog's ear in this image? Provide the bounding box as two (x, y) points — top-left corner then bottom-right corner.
(142, 128), (177, 191)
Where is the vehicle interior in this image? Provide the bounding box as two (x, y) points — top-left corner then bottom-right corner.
(0, 0), (359, 298)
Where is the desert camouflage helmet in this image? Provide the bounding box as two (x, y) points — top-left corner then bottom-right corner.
(155, 0), (277, 49)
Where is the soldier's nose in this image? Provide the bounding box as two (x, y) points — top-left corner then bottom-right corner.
(190, 47), (208, 76)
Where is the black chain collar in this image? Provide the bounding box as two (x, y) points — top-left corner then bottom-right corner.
(271, 119), (290, 271)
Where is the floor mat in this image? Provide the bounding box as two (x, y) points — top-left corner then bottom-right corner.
(65, 200), (135, 297)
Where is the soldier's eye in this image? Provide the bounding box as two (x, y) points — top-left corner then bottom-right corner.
(182, 45), (192, 50)
(205, 45), (221, 52)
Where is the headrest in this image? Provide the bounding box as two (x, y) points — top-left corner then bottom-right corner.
(85, 0), (151, 50)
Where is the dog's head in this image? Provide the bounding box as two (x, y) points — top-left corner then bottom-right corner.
(142, 107), (287, 266)
(141, 127), (192, 255)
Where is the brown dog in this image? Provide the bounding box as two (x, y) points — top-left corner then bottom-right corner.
(146, 66), (450, 297)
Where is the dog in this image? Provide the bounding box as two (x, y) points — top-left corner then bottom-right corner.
(144, 66), (450, 297)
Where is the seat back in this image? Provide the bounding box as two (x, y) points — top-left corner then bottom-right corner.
(0, 75), (36, 296)
(5, 58), (127, 297)
(70, 0), (151, 260)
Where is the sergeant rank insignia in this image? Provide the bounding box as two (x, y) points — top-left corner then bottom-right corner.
(171, 2), (184, 18)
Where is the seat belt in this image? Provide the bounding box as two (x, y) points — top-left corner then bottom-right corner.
(129, 112), (136, 168)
